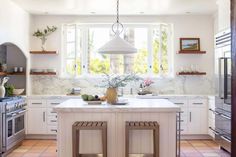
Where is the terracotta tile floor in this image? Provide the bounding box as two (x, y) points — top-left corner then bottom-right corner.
(7, 139), (230, 157)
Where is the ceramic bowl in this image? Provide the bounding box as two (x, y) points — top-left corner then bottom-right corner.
(13, 89), (25, 95)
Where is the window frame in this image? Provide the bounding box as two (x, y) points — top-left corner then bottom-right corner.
(61, 23), (173, 78)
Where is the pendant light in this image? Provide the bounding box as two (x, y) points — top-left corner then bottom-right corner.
(98, 0), (137, 54)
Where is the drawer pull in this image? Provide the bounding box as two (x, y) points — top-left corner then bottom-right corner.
(50, 111), (57, 114)
(51, 120), (57, 122)
(175, 103), (184, 105)
(51, 129), (57, 132)
(192, 103), (203, 105)
(32, 103), (42, 105)
(50, 103), (60, 105)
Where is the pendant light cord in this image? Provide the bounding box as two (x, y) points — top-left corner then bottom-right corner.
(112, 0), (123, 34)
(116, 0), (119, 23)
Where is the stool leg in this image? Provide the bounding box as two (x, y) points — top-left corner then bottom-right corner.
(102, 127), (107, 157)
(154, 128), (159, 157)
(125, 126), (129, 157)
(72, 128), (80, 157)
(76, 129), (80, 157)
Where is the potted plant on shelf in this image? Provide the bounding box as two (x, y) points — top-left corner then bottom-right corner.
(33, 26), (57, 51)
(99, 73), (141, 104)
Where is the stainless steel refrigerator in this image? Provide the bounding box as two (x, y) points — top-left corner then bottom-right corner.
(212, 29), (231, 153)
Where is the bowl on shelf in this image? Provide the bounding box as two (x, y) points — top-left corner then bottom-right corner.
(13, 89), (25, 95)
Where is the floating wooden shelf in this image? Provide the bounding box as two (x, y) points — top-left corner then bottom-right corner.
(0, 72), (25, 76)
(7, 72), (26, 76)
(30, 72), (57, 75)
(177, 72), (207, 76)
(0, 72), (7, 76)
(178, 51), (206, 54)
(30, 51), (57, 54)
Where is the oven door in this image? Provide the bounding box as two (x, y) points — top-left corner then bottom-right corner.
(5, 109), (26, 151)
(5, 113), (15, 151)
(14, 110), (26, 141)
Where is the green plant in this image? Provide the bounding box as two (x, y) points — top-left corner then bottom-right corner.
(99, 73), (142, 88)
(33, 26), (57, 38)
(5, 84), (14, 96)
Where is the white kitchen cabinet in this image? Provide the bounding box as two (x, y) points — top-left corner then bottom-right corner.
(169, 98), (208, 135)
(188, 107), (208, 134)
(27, 97), (71, 135)
(27, 108), (47, 134)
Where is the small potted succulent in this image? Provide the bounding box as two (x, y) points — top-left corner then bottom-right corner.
(33, 26), (57, 51)
(99, 73), (141, 104)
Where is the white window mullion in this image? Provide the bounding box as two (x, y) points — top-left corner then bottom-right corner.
(82, 27), (89, 74)
(147, 26), (153, 75)
(159, 24), (163, 75)
(167, 24), (173, 76)
(61, 25), (67, 76)
(74, 24), (78, 77)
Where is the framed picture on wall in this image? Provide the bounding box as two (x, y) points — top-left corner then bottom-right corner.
(180, 38), (200, 51)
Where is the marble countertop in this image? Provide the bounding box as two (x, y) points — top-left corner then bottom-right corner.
(27, 94), (214, 99)
(53, 98), (180, 113)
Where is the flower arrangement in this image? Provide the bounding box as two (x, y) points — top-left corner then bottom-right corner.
(99, 73), (142, 88)
(33, 26), (57, 51)
(142, 78), (154, 87)
(99, 73), (142, 104)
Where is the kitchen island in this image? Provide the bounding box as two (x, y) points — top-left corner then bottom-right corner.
(54, 98), (180, 157)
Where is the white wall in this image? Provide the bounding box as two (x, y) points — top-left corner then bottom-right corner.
(0, 0), (30, 58)
(30, 15), (215, 95)
(216, 0), (230, 32)
(0, 0), (30, 94)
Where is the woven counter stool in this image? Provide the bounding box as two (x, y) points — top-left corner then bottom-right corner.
(72, 121), (107, 157)
(125, 121), (159, 157)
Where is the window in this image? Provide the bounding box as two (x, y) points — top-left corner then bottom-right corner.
(62, 23), (172, 77)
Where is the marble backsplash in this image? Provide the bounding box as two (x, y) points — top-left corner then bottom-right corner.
(31, 75), (215, 95)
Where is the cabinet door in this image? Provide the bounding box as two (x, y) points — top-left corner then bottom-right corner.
(188, 107), (208, 134)
(27, 108), (47, 134)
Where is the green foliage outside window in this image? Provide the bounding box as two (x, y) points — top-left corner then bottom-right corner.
(133, 48), (148, 74)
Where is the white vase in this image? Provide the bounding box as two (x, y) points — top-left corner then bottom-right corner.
(0, 77), (9, 98)
(0, 85), (5, 98)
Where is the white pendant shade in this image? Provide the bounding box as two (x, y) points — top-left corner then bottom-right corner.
(98, 34), (137, 54)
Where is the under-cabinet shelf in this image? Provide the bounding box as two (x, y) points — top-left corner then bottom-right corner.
(30, 72), (57, 76)
(30, 51), (58, 54)
(178, 51), (206, 54)
(177, 72), (207, 76)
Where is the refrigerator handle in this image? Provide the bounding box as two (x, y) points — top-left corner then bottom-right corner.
(219, 58), (224, 99)
(224, 58), (228, 99)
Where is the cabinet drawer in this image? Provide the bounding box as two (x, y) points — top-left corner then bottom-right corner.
(180, 115), (188, 124)
(47, 126), (57, 134)
(189, 99), (207, 107)
(28, 99), (46, 107)
(179, 107), (188, 116)
(180, 125), (188, 134)
(170, 99), (188, 107)
(47, 99), (65, 108)
(47, 116), (57, 125)
(47, 108), (57, 116)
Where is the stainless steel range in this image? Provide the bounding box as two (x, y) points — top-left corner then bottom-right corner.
(0, 96), (26, 156)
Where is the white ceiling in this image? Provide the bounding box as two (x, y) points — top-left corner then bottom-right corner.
(12, 0), (217, 15)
